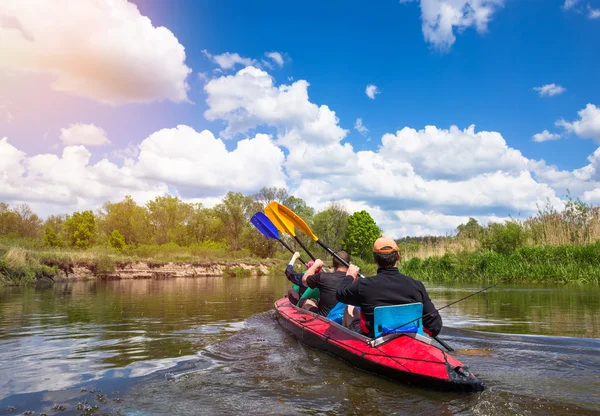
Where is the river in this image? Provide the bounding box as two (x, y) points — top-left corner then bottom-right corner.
(0, 276), (598, 415)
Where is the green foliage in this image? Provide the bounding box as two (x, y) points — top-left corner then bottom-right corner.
(456, 218), (484, 240)
(401, 242), (600, 284)
(342, 210), (381, 260)
(222, 266), (252, 278)
(311, 202), (349, 257)
(482, 221), (528, 254)
(214, 192), (260, 251)
(109, 230), (127, 252)
(43, 224), (63, 248)
(64, 210), (96, 249)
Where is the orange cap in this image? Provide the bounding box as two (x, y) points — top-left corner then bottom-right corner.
(373, 237), (399, 254)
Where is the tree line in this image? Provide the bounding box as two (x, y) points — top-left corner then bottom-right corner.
(0, 188), (383, 262)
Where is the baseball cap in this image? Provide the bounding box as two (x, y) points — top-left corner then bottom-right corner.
(373, 237), (399, 254)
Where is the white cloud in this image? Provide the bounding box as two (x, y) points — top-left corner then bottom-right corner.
(354, 118), (369, 136)
(533, 83), (566, 97)
(556, 104), (600, 142)
(265, 52), (285, 67)
(135, 125), (287, 196)
(365, 84), (380, 99)
(202, 50), (257, 70)
(0, 0), (191, 104)
(379, 125), (528, 179)
(563, 0), (580, 10)
(533, 130), (561, 142)
(589, 5), (600, 18)
(203, 66), (353, 178)
(60, 123), (111, 146)
(400, 0), (504, 50)
(0, 124), (288, 215)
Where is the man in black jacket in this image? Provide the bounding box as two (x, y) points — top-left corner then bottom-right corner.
(336, 237), (442, 338)
(300, 250), (350, 317)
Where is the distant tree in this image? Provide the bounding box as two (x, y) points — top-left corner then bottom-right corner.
(102, 195), (152, 245)
(214, 192), (260, 251)
(187, 204), (223, 244)
(482, 221), (528, 255)
(456, 218), (484, 240)
(64, 211), (96, 249)
(12, 204), (43, 238)
(312, 202), (350, 253)
(0, 203), (18, 236)
(253, 187), (289, 209)
(343, 210), (382, 260)
(109, 230), (127, 251)
(146, 195), (193, 245)
(283, 196), (315, 224)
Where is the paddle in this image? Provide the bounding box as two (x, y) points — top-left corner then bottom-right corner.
(250, 212), (308, 267)
(264, 202), (317, 261)
(266, 202), (365, 278)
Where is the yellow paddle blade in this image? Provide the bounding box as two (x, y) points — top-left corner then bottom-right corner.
(264, 202), (296, 237)
(274, 202), (319, 241)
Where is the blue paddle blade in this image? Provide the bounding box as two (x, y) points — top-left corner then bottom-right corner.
(251, 212), (280, 240)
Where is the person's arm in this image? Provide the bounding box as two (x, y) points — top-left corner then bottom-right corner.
(335, 264), (361, 305)
(302, 259), (324, 287)
(284, 252), (303, 286)
(419, 282), (443, 337)
(289, 252), (301, 266)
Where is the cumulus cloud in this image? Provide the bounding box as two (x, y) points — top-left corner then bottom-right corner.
(202, 50), (257, 70)
(354, 118), (369, 136)
(60, 123), (111, 146)
(0, 0), (191, 104)
(265, 52), (285, 67)
(534, 83), (566, 97)
(0, 124), (288, 215)
(556, 104), (600, 142)
(400, 0), (504, 50)
(365, 84), (380, 99)
(533, 130), (561, 142)
(134, 125), (287, 197)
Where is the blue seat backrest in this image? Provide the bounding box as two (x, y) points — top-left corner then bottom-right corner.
(326, 302), (347, 324)
(373, 303), (424, 338)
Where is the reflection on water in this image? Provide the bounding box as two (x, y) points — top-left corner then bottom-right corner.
(0, 277), (599, 415)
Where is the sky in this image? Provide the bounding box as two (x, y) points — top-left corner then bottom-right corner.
(1, 0), (600, 237)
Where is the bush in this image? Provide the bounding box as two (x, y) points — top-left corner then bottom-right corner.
(223, 266), (252, 278)
(109, 230), (127, 252)
(482, 221), (528, 255)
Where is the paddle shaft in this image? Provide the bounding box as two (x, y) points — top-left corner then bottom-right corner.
(315, 240), (365, 278)
(294, 236), (316, 261)
(278, 239), (308, 267)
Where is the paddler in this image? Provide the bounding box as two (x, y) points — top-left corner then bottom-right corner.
(336, 237), (442, 338)
(299, 250), (350, 316)
(285, 251), (322, 305)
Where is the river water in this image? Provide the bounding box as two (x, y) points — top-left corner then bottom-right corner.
(0, 276), (598, 415)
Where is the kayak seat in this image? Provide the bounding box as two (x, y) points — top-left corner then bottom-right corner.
(374, 303), (425, 338)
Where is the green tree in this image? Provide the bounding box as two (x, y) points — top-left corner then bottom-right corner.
(312, 202), (349, 255)
(64, 210), (96, 249)
(187, 204), (224, 244)
(0, 203), (18, 235)
(101, 195), (152, 245)
(214, 192), (260, 251)
(482, 221), (528, 255)
(342, 210), (382, 260)
(456, 217), (484, 240)
(43, 215), (65, 247)
(146, 195), (193, 245)
(283, 196), (315, 223)
(109, 230), (127, 251)
(252, 187), (289, 208)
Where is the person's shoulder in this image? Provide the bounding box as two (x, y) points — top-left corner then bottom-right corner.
(400, 272), (427, 289)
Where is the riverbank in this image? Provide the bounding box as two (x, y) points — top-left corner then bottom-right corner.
(0, 246), (281, 285)
(401, 242), (600, 284)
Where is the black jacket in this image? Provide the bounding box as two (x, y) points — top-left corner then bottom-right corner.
(336, 267), (442, 338)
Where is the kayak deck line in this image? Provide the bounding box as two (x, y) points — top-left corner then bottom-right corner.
(274, 297), (485, 393)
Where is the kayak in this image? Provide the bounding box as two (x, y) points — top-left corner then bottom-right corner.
(274, 297), (485, 393)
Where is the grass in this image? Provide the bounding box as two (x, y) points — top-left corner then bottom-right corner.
(0, 247), (57, 285)
(400, 242), (600, 284)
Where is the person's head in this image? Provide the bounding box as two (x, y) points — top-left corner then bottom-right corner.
(373, 237), (400, 268)
(332, 250), (350, 270)
(307, 260), (323, 274)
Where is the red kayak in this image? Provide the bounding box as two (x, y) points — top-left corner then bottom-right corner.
(275, 298), (485, 393)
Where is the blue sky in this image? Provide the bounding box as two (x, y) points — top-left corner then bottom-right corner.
(1, 0), (600, 236)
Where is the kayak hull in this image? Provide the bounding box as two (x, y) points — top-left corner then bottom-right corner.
(274, 298), (485, 393)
